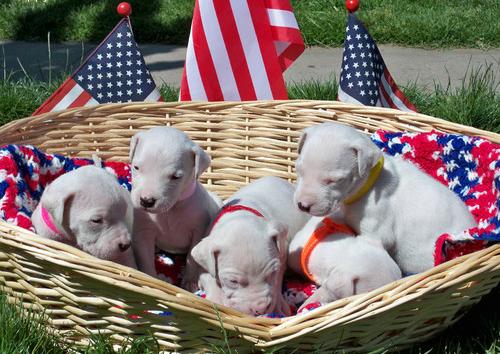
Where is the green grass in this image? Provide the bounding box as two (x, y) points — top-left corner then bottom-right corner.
(0, 294), (66, 353)
(1, 64), (498, 130)
(0, 0), (498, 48)
(0, 293), (161, 353)
(291, 64), (500, 133)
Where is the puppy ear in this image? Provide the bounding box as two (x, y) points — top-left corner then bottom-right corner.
(297, 131), (307, 154)
(191, 237), (219, 277)
(129, 132), (143, 163)
(268, 222), (288, 261)
(192, 144), (211, 178)
(41, 184), (75, 232)
(351, 138), (382, 177)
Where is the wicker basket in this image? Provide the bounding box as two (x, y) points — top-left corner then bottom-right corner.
(0, 100), (499, 352)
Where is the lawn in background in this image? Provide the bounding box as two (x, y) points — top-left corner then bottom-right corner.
(1, 64), (498, 131)
(0, 0), (498, 48)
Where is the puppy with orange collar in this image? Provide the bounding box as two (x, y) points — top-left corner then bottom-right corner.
(288, 216), (401, 311)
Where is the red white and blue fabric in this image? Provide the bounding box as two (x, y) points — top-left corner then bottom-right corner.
(1, 129), (499, 316)
(33, 18), (162, 115)
(372, 130), (500, 264)
(180, 0), (305, 101)
(338, 13), (417, 112)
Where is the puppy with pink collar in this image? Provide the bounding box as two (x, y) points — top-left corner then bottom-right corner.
(130, 127), (221, 290)
(32, 165), (137, 268)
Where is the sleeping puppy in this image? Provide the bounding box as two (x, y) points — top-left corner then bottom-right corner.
(130, 127), (221, 290)
(31, 165), (137, 268)
(288, 216), (401, 311)
(294, 122), (477, 274)
(191, 176), (310, 316)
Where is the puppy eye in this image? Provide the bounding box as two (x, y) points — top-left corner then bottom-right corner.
(90, 217), (103, 224)
(133, 165), (139, 171)
(171, 171), (184, 180)
(224, 278), (240, 289)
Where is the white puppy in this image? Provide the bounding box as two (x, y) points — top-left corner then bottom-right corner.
(191, 176), (310, 316)
(294, 122), (477, 274)
(130, 127), (221, 289)
(289, 216), (401, 311)
(31, 165), (137, 268)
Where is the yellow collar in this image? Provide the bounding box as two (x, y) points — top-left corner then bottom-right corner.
(344, 156), (384, 205)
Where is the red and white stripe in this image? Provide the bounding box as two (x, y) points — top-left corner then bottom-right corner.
(33, 78), (96, 115)
(33, 78), (162, 115)
(378, 70), (417, 112)
(180, 0), (304, 101)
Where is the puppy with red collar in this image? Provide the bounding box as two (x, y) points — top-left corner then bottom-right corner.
(191, 176), (310, 316)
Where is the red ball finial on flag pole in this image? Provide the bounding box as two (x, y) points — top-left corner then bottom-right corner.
(117, 2), (132, 17)
(345, 0), (359, 13)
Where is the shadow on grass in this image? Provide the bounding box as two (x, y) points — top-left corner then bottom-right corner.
(9, 0), (193, 44)
(1, 0), (190, 82)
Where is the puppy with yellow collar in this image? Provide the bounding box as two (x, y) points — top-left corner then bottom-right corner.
(294, 122), (477, 275)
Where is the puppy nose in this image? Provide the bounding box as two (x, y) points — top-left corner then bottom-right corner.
(118, 241), (131, 252)
(297, 202), (311, 212)
(140, 197), (156, 208)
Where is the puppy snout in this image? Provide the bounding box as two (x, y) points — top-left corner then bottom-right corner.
(297, 201), (311, 212)
(118, 241), (131, 252)
(140, 197), (157, 209)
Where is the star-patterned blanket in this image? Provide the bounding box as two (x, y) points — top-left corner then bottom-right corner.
(1, 129), (499, 316)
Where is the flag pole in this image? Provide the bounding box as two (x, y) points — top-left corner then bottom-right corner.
(345, 0), (359, 13)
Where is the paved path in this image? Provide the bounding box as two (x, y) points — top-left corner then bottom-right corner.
(1, 40), (498, 90)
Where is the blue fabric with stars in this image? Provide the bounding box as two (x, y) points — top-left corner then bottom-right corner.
(74, 18), (157, 103)
(339, 14), (386, 106)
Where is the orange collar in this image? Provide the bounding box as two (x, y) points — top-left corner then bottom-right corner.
(300, 218), (356, 283)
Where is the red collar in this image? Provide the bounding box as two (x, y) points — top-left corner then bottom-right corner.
(211, 204), (264, 230)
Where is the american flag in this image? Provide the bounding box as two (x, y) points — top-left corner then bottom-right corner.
(338, 13), (417, 112)
(33, 18), (162, 115)
(180, 0), (305, 101)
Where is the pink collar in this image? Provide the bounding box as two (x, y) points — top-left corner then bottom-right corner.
(41, 206), (65, 238)
(211, 204), (264, 230)
(179, 179), (197, 201)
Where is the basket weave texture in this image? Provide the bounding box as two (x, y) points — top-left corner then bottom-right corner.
(0, 100), (499, 352)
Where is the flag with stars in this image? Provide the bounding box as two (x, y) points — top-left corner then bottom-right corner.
(338, 13), (417, 112)
(33, 18), (162, 115)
